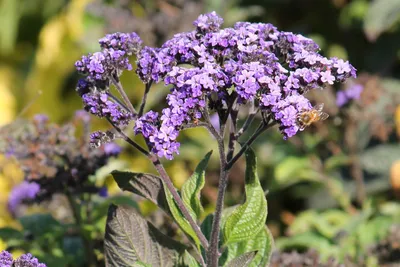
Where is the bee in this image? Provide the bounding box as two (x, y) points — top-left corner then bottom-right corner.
(193, 118), (199, 126)
(297, 103), (329, 130)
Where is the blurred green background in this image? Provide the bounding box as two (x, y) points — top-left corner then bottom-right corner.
(1, 0), (400, 265)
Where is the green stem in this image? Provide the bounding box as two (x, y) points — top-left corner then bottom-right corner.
(66, 192), (96, 267)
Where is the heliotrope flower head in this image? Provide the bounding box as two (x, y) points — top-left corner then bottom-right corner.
(82, 92), (133, 127)
(76, 12), (356, 159)
(13, 253), (46, 267)
(0, 251), (46, 267)
(99, 32), (143, 55)
(0, 250), (13, 267)
(75, 49), (132, 88)
(2, 115), (120, 201)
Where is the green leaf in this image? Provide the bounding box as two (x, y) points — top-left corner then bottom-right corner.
(164, 182), (201, 247)
(276, 232), (339, 260)
(133, 262), (152, 267)
(200, 214), (214, 242)
(19, 214), (62, 237)
(0, 227), (23, 241)
(360, 144), (400, 175)
(104, 204), (186, 267)
(274, 156), (319, 187)
(63, 236), (85, 266)
(324, 154), (351, 172)
(363, 0), (400, 41)
(181, 151), (212, 221)
(111, 171), (169, 212)
(111, 170), (201, 247)
(182, 251), (200, 267)
(223, 149), (268, 245)
(225, 251), (256, 267)
(0, 227), (24, 247)
(221, 227), (273, 267)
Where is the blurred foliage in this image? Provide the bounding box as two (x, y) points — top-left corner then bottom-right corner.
(0, 0), (400, 266)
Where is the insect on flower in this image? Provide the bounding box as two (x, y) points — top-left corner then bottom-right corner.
(297, 103), (329, 130)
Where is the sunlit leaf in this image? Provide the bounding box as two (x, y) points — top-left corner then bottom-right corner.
(164, 182), (201, 247)
(225, 251), (256, 267)
(276, 232), (339, 260)
(182, 251), (200, 267)
(363, 0), (400, 41)
(223, 149), (268, 245)
(360, 144), (400, 175)
(181, 151), (212, 221)
(221, 227), (273, 267)
(274, 156), (319, 188)
(324, 154), (351, 172)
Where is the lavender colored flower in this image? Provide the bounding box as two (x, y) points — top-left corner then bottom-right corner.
(75, 49), (132, 88)
(99, 32), (143, 55)
(33, 114), (48, 124)
(193, 11), (224, 32)
(336, 90), (348, 107)
(74, 110), (91, 123)
(76, 12), (357, 157)
(14, 253), (46, 267)
(336, 83), (364, 107)
(76, 79), (92, 96)
(82, 92), (133, 126)
(103, 143), (122, 156)
(0, 251), (13, 267)
(8, 181), (40, 212)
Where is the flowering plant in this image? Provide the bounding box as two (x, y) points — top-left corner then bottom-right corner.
(1, 113), (122, 266)
(75, 11), (355, 266)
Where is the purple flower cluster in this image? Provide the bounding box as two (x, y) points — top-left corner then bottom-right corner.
(82, 92), (133, 126)
(75, 33), (141, 126)
(3, 114), (121, 201)
(75, 49), (132, 86)
(76, 12), (356, 159)
(99, 32), (142, 55)
(104, 143), (122, 156)
(8, 181), (40, 213)
(134, 111), (180, 159)
(336, 83), (363, 107)
(0, 251), (46, 267)
(0, 251), (13, 267)
(133, 12), (356, 156)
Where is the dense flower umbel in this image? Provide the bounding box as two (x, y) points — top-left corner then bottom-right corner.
(0, 251), (13, 267)
(75, 12), (356, 159)
(82, 92), (133, 126)
(2, 113), (121, 203)
(0, 251), (46, 267)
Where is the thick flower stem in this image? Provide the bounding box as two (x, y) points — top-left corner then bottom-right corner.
(204, 114), (229, 266)
(207, 163), (229, 267)
(66, 192), (96, 267)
